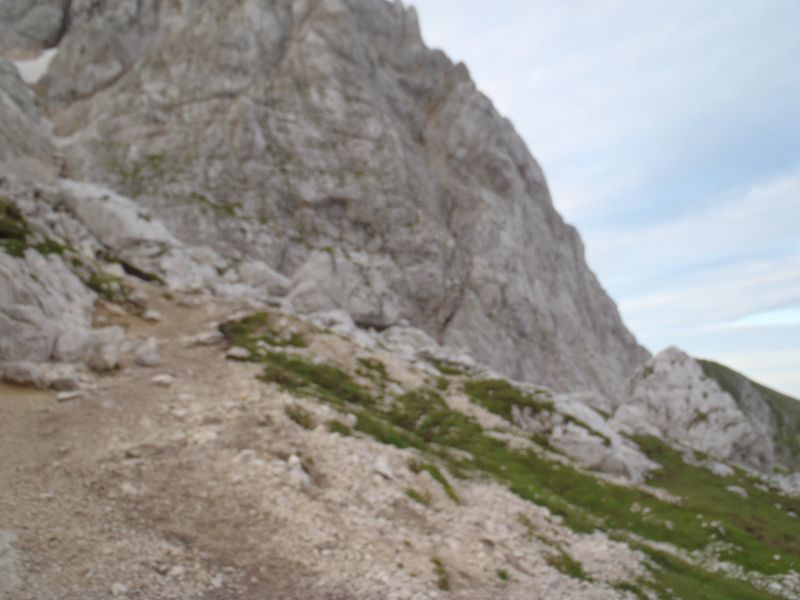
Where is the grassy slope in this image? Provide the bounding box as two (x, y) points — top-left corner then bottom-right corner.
(223, 314), (800, 599)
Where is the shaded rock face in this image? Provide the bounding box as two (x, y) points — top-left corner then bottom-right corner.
(0, 247), (93, 364)
(0, 0), (67, 56)
(0, 59), (53, 164)
(24, 0), (647, 397)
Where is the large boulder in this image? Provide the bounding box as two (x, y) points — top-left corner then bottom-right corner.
(0, 248), (95, 364)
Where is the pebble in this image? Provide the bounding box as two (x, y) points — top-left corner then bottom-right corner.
(226, 347), (251, 360)
(143, 310), (163, 322)
(726, 485), (748, 498)
(56, 391), (82, 402)
(134, 337), (161, 368)
(110, 582), (128, 596)
(151, 374), (175, 387)
(373, 455), (394, 479)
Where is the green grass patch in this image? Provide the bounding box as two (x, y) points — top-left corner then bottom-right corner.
(464, 379), (553, 421)
(409, 461), (460, 504)
(636, 544), (783, 600)
(613, 581), (649, 600)
(86, 271), (132, 304)
(355, 387), (800, 583)
(236, 335), (800, 595)
(406, 488), (431, 507)
(354, 413), (423, 450)
(429, 358), (466, 376)
(0, 197), (30, 257)
(496, 568), (509, 582)
(633, 435), (800, 575)
(220, 312), (307, 351)
(285, 405), (314, 430)
(431, 557), (450, 590)
(387, 389), (480, 447)
(33, 239), (69, 256)
(259, 352), (375, 409)
(562, 414), (612, 447)
(328, 420), (352, 436)
(357, 357), (390, 381)
(0, 198), (71, 258)
(545, 549), (589, 581)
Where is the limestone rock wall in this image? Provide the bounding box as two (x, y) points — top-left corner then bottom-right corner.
(26, 0), (647, 398)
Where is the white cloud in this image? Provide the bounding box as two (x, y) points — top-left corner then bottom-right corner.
(588, 172), (800, 395)
(587, 172), (800, 296)
(722, 308), (800, 329)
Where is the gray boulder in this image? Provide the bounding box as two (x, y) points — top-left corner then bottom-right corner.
(238, 260), (291, 297)
(133, 337), (160, 368)
(0, 248), (95, 364)
(86, 326), (124, 372)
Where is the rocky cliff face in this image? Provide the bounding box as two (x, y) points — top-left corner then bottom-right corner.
(20, 0), (648, 399)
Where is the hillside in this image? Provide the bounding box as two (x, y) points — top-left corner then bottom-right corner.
(1, 1), (799, 599)
(2, 282), (800, 599)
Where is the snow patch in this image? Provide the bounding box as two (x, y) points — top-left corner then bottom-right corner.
(11, 48), (58, 84)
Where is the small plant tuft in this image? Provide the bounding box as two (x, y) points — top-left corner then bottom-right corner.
(546, 549), (588, 581)
(285, 405), (314, 430)
(357, 357), (389, 381)
(431, 557), (450, 590)
(405, 488), (431, 507)
(409, 461), (460, 504)
(328, 420), (352, 436)
(429, 358), (466, 376)
(464, 379), (553, 421)
(220, 312), (307, 351)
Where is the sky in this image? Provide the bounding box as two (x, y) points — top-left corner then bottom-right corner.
(411, 0), (800, 397)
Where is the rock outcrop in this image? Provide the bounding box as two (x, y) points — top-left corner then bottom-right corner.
(0, 58), (53, 166)
(0, 0), (66, 56)
(614, 347), (775, 471)
(698, 358), (800, 472)
(16, 0), (648, 399)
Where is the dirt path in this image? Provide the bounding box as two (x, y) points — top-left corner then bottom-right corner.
(0, 291), (350, 600)
(0, 287), (640, 600)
